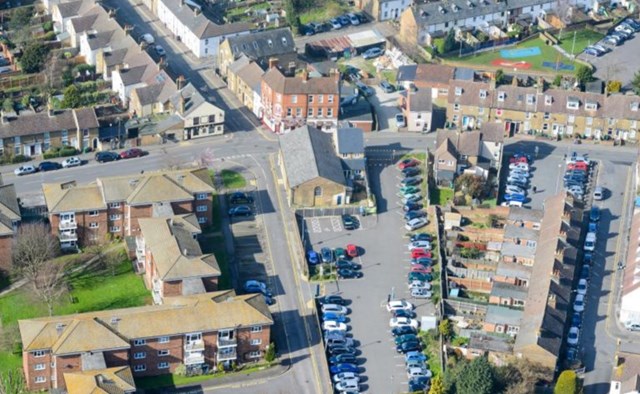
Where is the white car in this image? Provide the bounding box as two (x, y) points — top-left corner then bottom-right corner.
(408, 241), (431, 251)
(394, 113), (406, 129)
(584, 232), (596, 252)
(321, 304), (348, 315)
(139, 33), (155, 45)
(386, 300), (414, 313)
(509, 162), (529, 171)
(509, 169), (530, 178)
(335, 378), (360, 392)
(501, 201), (523, 207)
(567, 155), (590, 165)
(405, 217), (428, 231)
(61, 156), (81, 168)
(329, 18), (342, 29)
(389, 317), (419, 329)
(412, 288), (432, 298)
(574, 294), (585, 312)
(407, 367), (431, 379)
(348, 13), (360, 25)
(577, 278), (588, 295)
(505, 185), (525, 195)
(408, 280), (431, 290)
(625, 321), (640, 331)
(567, 326), (580, 345)
(14, 165), (36, 176)
(333, 372), (360, 383)
(323, 320), (347, 332)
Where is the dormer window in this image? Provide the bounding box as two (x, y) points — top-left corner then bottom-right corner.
(585, 100), (598, 111)
(631, 102), (639, 112)
(497, 91), (505, 102)
(438, 5), (446, 13)
(566, 97), (579, 110)
(526, 94), (535, 105)
(479, 89), (487, 99)
(545, 95), (552, 106)
(267, 39), (273, 48)
(455, 87), (463, 96)
(282, 37), (288, 46)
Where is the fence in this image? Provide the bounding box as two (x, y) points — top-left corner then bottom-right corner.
(443, 298), (488, 317)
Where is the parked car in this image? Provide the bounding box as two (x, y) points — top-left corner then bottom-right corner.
(139, 33), (155, 45)
(392, 325), (417, 337)
(14, 165), (36, 176)
(327, 345), (356, 356)
(398, 158), (420, 169)
(405, 217), (428, 231)
(329, 18), (342, 29)
(577, 278), (588, 295)
(593, 186), (604, 200)
(590, 206), (601, 222)
(505, 185), (526, 195)
(229, 191), (254, 204)
(583, 47), (601, 56)
(584, 232), (596, 252)
(323, 320), (348, 332)
(154, 45), (166, 57)
(389, 317), (419, 329)
(396, 340), (421, 353)
(120, 148), (147, 159)
(394, 333), (418, 345)
(403, 202), (423, 212)
(95, 151), (121, 163)
(405, 351), (427, 363)
(229, 205), (252, 217)
(400, 185), (420, 194)
(337, 268), (363, 279)
(342, 214), (358, 230)
(380, 80), (395, 93)
(626, 321), (640, 331)
(408, 240), (431, 250)
(320, 247), (334, 263)
(411, 257), (433, 266)
(338, 14), (351, 26)
(572, 312), (583, 327)
(567, 326), (580, 345)
(61, 156), (82, 168)
(402, 193), (422, 204)
(588, 221), (598, 233)
(307, 250), (320, 265)
(393, 309), (416, 319)
(401, 176), (421, 186)
(335, 378), (360, 392)
(504, 193), (526, 203)
(408, 272), (432, 282)
(362, 47), (383, 59)
(395, 113), (407, 129)
(408, 280), (431, 290)
(336, 259), (361, 270)
(580, 265), (591, 281)
(38, 161), (62, 172)
(333, 372), (360, 383)
(243, 280), (272, 297)
(322, 304), (348, 315)
(404, 210), (426, 222)
(410, 233), (431, 242)
(318, 295), (345, 305)
(411, 288), (432, 298)
(329, 363), (358, 374)
(402, 167), (421, 177)
(346, 244), (358, 258)
(334, 247), (347, 259)
(387, 300), (414, 313)
(355, 81), (374, 97)
(348, 13), (360, 25)
(410, 248), (431, 259)
(574, 293), (586, 312)
(409, 376), (430, 392)
(323, 312), (347, 323)
(410, 265), (432, 274)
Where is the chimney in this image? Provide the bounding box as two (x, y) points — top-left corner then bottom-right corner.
(537, 76), (545, 94)
(268, 57), (278, 69)
(124, 25), (133, 36)
(195, 7), (201, 15)
(511, 76), (518, 87)
(489, 75), (496, 90)
(179, 94), (186, 114)
(56, 323), (66, 337)
(301, 69), (309, 82)
(177, 75), (186, 90)
(108, 9), (115, 18)
(183, 248), (188, 256)
(158, 57), (164, 71)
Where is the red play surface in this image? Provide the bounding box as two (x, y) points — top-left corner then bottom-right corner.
(491, 59), (532, 69)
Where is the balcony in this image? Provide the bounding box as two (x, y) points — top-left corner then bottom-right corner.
(184, 352), (205, 366)
(58, 231), (78, 242)
(217, 337), (237, 348)
(217, 348), (237, 362)
(184, 340), (205, 352)
(59, 220), (77, 230)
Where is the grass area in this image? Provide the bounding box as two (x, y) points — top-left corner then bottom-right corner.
(418, 330), (443, 378)
(558, 29), (605, 56)
(299, 0), (348, 25)
(381, 69), (397, 84)
(226, 1), (271, 18)
(429, 186), (454, 206)
(135, 363), (271, 390)
(446, 38), (577, 74)
(220, 169), (247, 189)
(0, 256), (149, 373)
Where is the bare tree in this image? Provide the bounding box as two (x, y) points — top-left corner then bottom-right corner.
(102, 249), (124, 276)
(12, 223), (64, 316)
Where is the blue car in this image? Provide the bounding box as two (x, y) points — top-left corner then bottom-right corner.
(307, 250), (319, 265)
(590, 206), (601, 222)
(572, 312), (582, 327)
(580, 265), (590, 280)
(504, 193), (526, 202)
(588, 221), (598, 233)
(323, 312), (347, 323)
(405, 350), (427, 363)
(329, 363), (358, 374)
(583, 252), (593, 266)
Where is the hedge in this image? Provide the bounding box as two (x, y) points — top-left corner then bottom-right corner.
(43, 146), (78, 159)
(11, 154), (30, 164)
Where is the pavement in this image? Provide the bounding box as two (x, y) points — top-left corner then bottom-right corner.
(577, 31), (640, 89)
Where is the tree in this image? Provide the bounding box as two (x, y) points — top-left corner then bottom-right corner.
(553, 74), (563, 87)
(444, 358), (468, 392)
(284, 0), (299, 33)
(444, 29), (457, 53)
(554, 370), (578, 394)
(429, 375), (445, 394)
(495, 358), (553, 394)
(607, 80), (622, 93)
(9, 7), (33, 31)
(12, 224), (63, 316)
(455, 174), (486, 199)
(61, 85), (81, 108)
(0, 369), (27, 394)
(2, 99), (13, 113)
(632, 71), (640, 95)
(456, 356), (495, 394)
(265, 342), (276, 363)
(19, 42), (50, 74)
(495, 69), (505, 85)
(438, 318), (453, 340)
(575, 65), (594, 87)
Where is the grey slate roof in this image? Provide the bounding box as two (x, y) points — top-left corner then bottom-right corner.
(340, 98), (373, 123)
(279, 125), (346, 188)
(228, 54), (251, 75)
(397, 65), (417, 83)
(491, 281), (528, 300)
(504, 224), (539, 241)
(496, 261), (531, 279)
(335, 127), (364, 155)
(413, 0), (551, 26)
(0, 109), (97, 138)
(226, 27), (295, 61)
(159, 0), (251, 39)
(169, 83), (214, 118)
(408, 89), (433, 112)
(501, 242), (536, 259)
(453, 67), (475, 81)
(508, 206), (544, 223)
(485, 305), (523, 326)
(468, 332), (513, 353)
(56, 0), (93, 18)
(341, 158), (366, 172)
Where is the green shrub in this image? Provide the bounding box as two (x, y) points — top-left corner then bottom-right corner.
(265, 342), (276, 363)
(11, 154), (30, 164)
(42, 31), (57, 41)
(43, 21), (53, 32)
(59, 147), (78, 157)
(434, 38), (445, 54)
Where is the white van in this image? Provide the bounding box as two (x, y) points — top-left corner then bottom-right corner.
(584, 232), (596, 251)
(593, 186), (604, 201)
(139, 33), (155, 45)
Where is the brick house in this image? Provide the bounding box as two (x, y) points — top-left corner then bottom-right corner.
(0, 183), (20, 274)
(401, 88), (433, 132)
(18, 290), (273, 392)
(261, 64), (340, 133)
(136, 215), (220, 304)
(43, 168), (214, 250)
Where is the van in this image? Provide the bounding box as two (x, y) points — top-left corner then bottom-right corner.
(584, 232), (596, 252)
(593, 186), (604, 201)
(325, 336), (354, 347)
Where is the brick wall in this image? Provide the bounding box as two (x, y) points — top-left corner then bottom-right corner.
(77, 210), (109, 245)
(163, 280), (183, 297)
(130, 336), (184, 377)
(0, 235), (12, 274)
(171, 200), (193, 215)
(127, 205), (153, 236)
(236, 326), (270, 362)
(104, 349), (129, 367)
(202, 276), (218, 292)
(193, 194), (213, 226)
(23, 350), (52, 391)
(53, 353), (82, 390)
(203, 331), (217, 365)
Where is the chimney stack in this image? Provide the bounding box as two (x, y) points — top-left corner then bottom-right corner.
(268, 57), (279, 69)
(179, 94), (186, 114)
(48, 101), (54, 117)
(177, 75), (186, 90)
(183, 248), (188, 256)
(195, 7), (201, 15)
(301, 69), (309, 81)
(158, 57), (164, 71)
(537, 76), (545, 94)
(511, 76), (518, 87)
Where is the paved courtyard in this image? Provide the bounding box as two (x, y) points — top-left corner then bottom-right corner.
(578, 32), (640, 89)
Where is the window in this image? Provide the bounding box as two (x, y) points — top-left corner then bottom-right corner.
(586, 101), (598, 111)
(251, 339), (262, 345)
(495, 325), (505, 333)
(566, 100), (579, 110)
(296, 108), (302, 117)
(196, 205), (208, 212)
(61, 130), (68, 145)
(543, 123), (549, 131)
(89, 222), (98, 229)
(307, 108), (313, 117)
(110, 226), (121, 233)
(631, 102), (639, 112)
(33, 351), (46, 358)
(586, 117), (593, 125)
(109, 214), (121, 220)
(34, 376), (46, 383)
(479, 90), (487, 99)
(158, 350), (170, 357)
(134, 352), (146, 359)
(318, 95), (324, 104)
(286, 108), (292, 116)
(194, 193), (206, 201)
(453, 103), (460, 111)
(291, 95), (298, 104)
(108, 202), (121, 209)
(308, 95), (314, 103)
(89, 210), (99, 216)
(545, 95), (552, 105)
(543, 112), (550, 120)
(585, 127), (592, 137)
(568, 115), (575, 123)
(526, 94), (534, 105)
(327, 108), (333, 117)
(526, 240), (537, 248)
(251, 326), (263, 333)
(248, 350), (261, 358)
(198, 217), (206, 224)
(327, 95), (334, 103)
(276, 93), (282, 103)
(133, 365), (146, 372)
(314, 187), (322, 196)
(34, 364), (46, 371)
(525, 112), (532, 120)
(497, 91), (505, 102)
(455, 87), (462, 96)
(317, 108), (323, 117)
(158, 336), (170, 343)
(452, 115), (459, 122)
(158, 362), (170, 369)
(134, 339), (146, 346)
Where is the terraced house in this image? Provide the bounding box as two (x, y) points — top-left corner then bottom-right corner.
(19, 291), (273, 392)
(43, 168), (214, 250)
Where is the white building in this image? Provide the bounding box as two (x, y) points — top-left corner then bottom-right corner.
(156, 0), (252, 58)
(50, 0), (93, 33)
(621, 209), (640, 325)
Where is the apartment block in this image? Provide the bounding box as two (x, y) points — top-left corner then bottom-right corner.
(42, 168), (214, 250)
(0, 183), (20, 274)
(19, 291), (273, 392)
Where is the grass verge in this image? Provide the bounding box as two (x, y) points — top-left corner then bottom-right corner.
(558, 29), (605, 56)
(298, 0), (348, 25)
(135, 363), (272, 390)
(429, 186), (454, 206)
(220, 169), (247, 189)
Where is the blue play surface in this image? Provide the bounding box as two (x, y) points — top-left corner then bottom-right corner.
(500, 47), (542, 58)
(542, 61), (575, 71)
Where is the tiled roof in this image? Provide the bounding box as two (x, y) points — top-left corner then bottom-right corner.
(411, 0), (550, 26)
(56, 0), (93, 18)
(0, 184), (20, 221)
(43, 183), (107, 213)
(490, 281), (528, 300)
(508, 206), (544, 223)
(169, 83), (222, 119)
(496, 261), (532, 279)
(64, 366), (136, 394)
(414, 64), (454, 87)
(604, 94), (640, 121)
(236, 61), (265, 93)
(408, 88), (433, 112)
(335, 127), (364, 155)
(501, 242), (536, 259)
(504, 224), (538, 241)
(493, 85), (539, 112)
(448, 79), (493, 107)
(262, 67), (339, 95)
(436, 129), (481, 157)
(159, 0), (251, 39)
(19, 291), (273, 351)
(226, 27), (295, 61)
(0, 108), (97, 138)
(485, 304), (523, 326)
(478, 122), (504, 143)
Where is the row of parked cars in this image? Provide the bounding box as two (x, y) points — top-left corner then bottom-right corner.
(386, 300), (431, 391)
(228, 191), (255, 217)
(563, 152), (593, 201)
(407, 233), (435, 299)
(317, 295), (363, 393)
(302, 12), (368, 36)
(502, 152), (533, 206)
(585, 18), (640, 56)
(397, 158), (429, 232)
(307, 244), (363, 279)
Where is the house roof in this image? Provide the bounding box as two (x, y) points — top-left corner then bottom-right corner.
(501, 241), (536, 259)
(605, 94), (640, 121)
(496, 260), (532, 279)
(56, 0), (94, 18)
(159, 0), (251, 39)
(396, 65), (417, 82)
(504, 224), (539, 241)
(138, 216), (220, 282)
(448, 79), (493, 107)
(0, 183), (20, 221)
(0, 108), (98, 139)
(64, 366), (136, 394)
(414, 64), (454, 87)
(508, 206), (544, 223)
(19, 291), (273, 351)
(43, 183), (107, 213)
(170, 83), (223, 119)
(491, 281), (528, 300)
(133, 80), (177, 106)
(335, 127), (364, 155)
(436, 130), (481, 157)
(411, 0), (549, 26)
(262, 67), (339, 95)
(485, 304), (523, 326)
(279, 125), (346, 188)
(478, 122), (504, 143)
(226, 27), (295, 61)
(68, 9), (100, 33)
(339, 97), (373, 123)
(236, 61), (265, 93)
(408, 88), (433, 112)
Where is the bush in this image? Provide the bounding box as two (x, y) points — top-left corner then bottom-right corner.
(11, 154), (30, 164)
(553, 74), (563, 87)
(43, 21), (53, 32)
(265, 342), (276, 363)
(434, 38), (445, 54)
(42, 31), (57, 41)
(59, 147), (78, 157)
(607, 80), (622, 93)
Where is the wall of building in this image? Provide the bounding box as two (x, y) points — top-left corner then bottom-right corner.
(129, 335), (184, 377)
(236, 326), (270, 362)
(291, 178), (346, 207)
(23, 350), (52, 391)
(0, 235), (13, 274)
(202, 276), (218, 292)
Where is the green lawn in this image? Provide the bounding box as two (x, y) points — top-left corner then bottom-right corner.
(0, 258), (150, 373)
(447, 38), (577, 74)
(429, 186), (454, 206)
(558, 29), (605, 56)
(135, 364), (271, 390)
(220, 169), (247, 189)
(299, 0), (348, 25)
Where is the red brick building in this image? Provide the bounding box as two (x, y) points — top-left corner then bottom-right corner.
(42, 168), (214, 251)
(261, 64), (340, 134)
(19, 291), (273, 392)
(0, 183), (21, 274)
(136, 215), (220, 304)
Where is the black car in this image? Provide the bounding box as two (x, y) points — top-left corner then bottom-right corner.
(329, 354), (358, 365)
(410, 233), (432, 243)
(337, 268), (363, 279)
(409, 376), (430, 392)
(228, 205), (252, 216)
(38, 161), (62, 171)
(229, 191), (254, 204)
(336, 260), (361, 270)
(403, 202), (423, 212)
(318, 295), (346, 305)
(404, 210), (426, 221)
(342, 214), (358, 230)
(401, 176), (421, 186)
(402, 167), (421, 177)
(327, 345), (357, 356)
(95, 151), (121, 163)
(396, 340), (422, 354)
(320, 247), (334, 263)
(379, 80), (395, 93)
(391, 325), (417, 337)
(393, 309), (416, 319)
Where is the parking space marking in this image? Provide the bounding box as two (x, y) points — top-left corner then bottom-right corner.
(310, 218), (322, 233)
(330, 217), (343, 232)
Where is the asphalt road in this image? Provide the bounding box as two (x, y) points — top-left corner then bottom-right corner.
(577, 31), (640, 90)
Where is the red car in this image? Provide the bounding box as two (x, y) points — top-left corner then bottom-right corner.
(568, 162), (588, 171)
(411, 249), (432, 259)
(120, 148), (147, 159)
(410, 265), (433, 274)
(346, 244), (358, 258)
(509, 156), (528, 164)
(397, 158), (420, 170)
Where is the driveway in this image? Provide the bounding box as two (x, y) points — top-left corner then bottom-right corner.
(577, 32), (640, 88)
